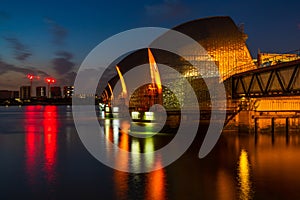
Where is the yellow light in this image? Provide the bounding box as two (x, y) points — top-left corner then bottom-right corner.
(238, 149), (252, 200)
(116, 66), (128, 98)
(144, 137), (154, 153)
(144, 112), (154, 121)
(108, 83), (114, 100)
(148, 48), (162, 94)
(131, 111), (140, 119)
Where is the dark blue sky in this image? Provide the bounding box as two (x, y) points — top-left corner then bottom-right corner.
(0, 0), (299, 90)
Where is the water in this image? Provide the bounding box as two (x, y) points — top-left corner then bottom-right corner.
(0, 105), (300, 199)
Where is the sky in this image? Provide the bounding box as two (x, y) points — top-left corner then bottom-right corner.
(0, 0), (299, 91)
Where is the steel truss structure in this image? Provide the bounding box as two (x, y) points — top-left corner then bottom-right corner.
(231, 59), (300, 98)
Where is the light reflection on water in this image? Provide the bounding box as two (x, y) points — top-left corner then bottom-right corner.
(24, 105), (58, 194)
(1, 105), (300, 199)
(237, 149), (252, 200)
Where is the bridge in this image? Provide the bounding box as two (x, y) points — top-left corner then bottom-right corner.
(224, 51), (300, 133)
(99, 17), (300, 133)
(230, 58), (300, 99)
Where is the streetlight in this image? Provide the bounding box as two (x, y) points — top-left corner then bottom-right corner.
(45, 77), (56, 98)
(27, 74), (40, 97)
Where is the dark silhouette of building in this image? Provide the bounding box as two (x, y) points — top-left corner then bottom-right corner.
(20, 86), (31, 99)
(36, 86), (47, 98)
(50, 86), (62, 98)
(0, 90), (19, 99)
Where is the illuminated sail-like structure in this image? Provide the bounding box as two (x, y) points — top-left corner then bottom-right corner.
(103, 16), (256, 109)
(116, 65), (128, 99)
(148, 48), (162, 94)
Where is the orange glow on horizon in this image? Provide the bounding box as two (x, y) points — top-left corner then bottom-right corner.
(116, 66), (128, 98)
(148, 48), (162, 94)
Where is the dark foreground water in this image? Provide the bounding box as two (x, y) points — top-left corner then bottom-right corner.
(1, 105), (300, 199)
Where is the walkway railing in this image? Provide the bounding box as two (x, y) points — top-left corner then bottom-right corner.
(222, 49), (300, 81)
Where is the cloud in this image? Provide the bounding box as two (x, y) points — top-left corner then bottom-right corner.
(44, 18), (68, 45)
(4, 37), (32, 61)
(0, 59), (49, 77)
(58, 71), (77, 86)
(52, 51), (75, 74)
(145, 0), (189, 19)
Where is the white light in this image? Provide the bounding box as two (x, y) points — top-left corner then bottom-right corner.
(144, 112), (154, 121)
(112, 107), (119, 113)
(131, 111), (140, 119)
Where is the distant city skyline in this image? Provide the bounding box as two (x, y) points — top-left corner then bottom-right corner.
(1, 0), (299, 91)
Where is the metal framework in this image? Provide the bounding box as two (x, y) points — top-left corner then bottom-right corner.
(231, 59), (300, 98)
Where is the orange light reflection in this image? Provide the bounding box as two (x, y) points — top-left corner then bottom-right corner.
(146, 161), (166, 200)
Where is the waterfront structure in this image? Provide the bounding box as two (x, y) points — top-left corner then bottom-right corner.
(171, 16), (256, 80)
(99, 16), (300, 130)
(0, 90), (19, 99)
(63, 86), (74, 98)
(36, 86), (47, 98)
(257, 52), (299, 67)
(104, 16), (256, 110)
(20, 86), (31, 100)
(50, 87), (62, 99)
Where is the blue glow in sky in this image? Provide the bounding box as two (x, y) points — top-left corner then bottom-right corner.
(0, 0), (299, 90)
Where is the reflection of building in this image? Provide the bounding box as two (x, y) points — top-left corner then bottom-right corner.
(50, 87), (62, 98)
(20, 86), (31, 99)
(36, 86), (47, 98)
(63, 86), (74, 98)
(0, 90), (19, 99)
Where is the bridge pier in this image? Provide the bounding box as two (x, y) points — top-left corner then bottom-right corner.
(238, 110), (254, 133)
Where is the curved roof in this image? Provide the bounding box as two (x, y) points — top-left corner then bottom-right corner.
(171, 16), (256, 79)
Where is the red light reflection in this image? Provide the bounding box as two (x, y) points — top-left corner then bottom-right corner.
(43, 106), (58, 183)
(24, 105), (58, 186)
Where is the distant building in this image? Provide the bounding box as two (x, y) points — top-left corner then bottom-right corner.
(36, 86), (47, 97)
(20, 86), (31, 99)
(257, 52), (299, 67)
(63, 86), (74, 98)
(12, 91), (19, 99)
(50, 86), (62, 98)
(0, 90), (15, 99)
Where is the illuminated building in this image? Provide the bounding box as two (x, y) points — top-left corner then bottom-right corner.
(257, 52), (299, 67)
(172, 16), (256, 80)
(36, 86), (47, 98)
(50, 87), (62, 99)
(102, 16), (255, 110)
(63, 86), (74, 98)
(20, 86), (31, 100)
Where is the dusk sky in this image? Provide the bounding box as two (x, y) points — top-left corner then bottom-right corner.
(0, 0), (299, 91)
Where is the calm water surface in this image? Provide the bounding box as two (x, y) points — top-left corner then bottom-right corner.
(0, 105), (300, 199)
